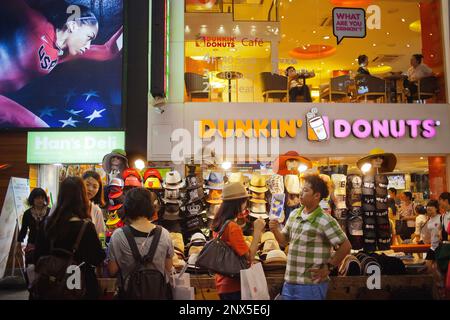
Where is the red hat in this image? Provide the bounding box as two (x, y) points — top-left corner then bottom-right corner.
(125, 176), (142, 187)
(122, 168), (142, 181)
(144, 168), (163, 182)
(108, 203), (123, 211)
(272, 151), (312, 176)
(109, 187), (123, 199)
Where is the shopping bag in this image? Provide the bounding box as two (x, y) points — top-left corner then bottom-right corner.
(240, 262), (270, 300)
(171, 267), (195, 300)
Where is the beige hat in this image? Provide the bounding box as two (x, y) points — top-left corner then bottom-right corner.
(188, 245), (204, 257)
(221, 182), (250, 201)
(264, 249), (287, 264)
(250, 202), (267, 214)
(285, 174), (300, 194)
(228, 172), (245, 185)
(262, 239), (280, 254)
(261, 231), (276, 244)
(250, 191), (267, 204)
(249, 174), (269, 193)
(170, 232), (185, 254)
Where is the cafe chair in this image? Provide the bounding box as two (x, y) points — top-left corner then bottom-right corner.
(354, 75), (387, 103)
(320, 75), (353, 102)
(184, 72), (210, 101)
(260, 72), (288, 102)
(417, 76), (439, 101)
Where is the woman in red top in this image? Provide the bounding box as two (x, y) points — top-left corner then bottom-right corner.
(211, 182), (266, 300)
(0, 0), (122, 127)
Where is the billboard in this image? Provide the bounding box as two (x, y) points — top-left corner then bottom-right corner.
(0, 0), (124, 129)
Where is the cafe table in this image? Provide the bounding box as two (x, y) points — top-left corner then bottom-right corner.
(216, 71), (243, 102)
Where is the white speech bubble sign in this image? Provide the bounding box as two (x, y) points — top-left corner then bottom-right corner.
(333, 7), (367, 45)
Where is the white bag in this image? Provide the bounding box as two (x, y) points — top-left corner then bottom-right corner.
(26, 264), (36, 286)
(171, 268), (195, 300)
(240, 263), (270, 300)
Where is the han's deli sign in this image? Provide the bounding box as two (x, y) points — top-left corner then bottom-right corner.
(27, 131), (125, 164)
(198, 109), (440, 140)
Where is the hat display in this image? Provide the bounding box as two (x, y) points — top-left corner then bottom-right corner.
(228, 172), (245, 185)
(264, 250), (287, 264)
(109, 186), (123, 199)
(207, 189), (223, 205)
(124, 175), (142, 188)
(347, 175), (362, 193)
(347, 215), (363, 236)
(332, 174), (347, 196)
(170, 232), (185, 254)
(163, 204), (182, 221)
(335, 194), (347, 210)
(185, 216), (205, 231)
(362, 175), (375, 195)
(163, 171), (185, 190)
(186, 187), (206, 204)
(110, 178), (125, 188)
(221, 182), (250, 201)
(162, 188), (182, 204)
(284, 175), (300, 195)
(249, 174), (268, 193)
(207, 203), (220, 220)
(362, 195), (376, 211)
(205, 172), (224, 190)
(123, 168), (142, 181)
(250, 202), (269, 219)
(186, 201), (205, 217)
(102, 149), (129, 173)
(273, 151), (312, 176)
(269, 193), (285, 223)
(250, 191), (267, 204)
(144, 168), (163, 182)
(357, 148), (397, 174)
(188, 245), (204, 257)
(267, 174), (284, 195)
(261, 240), (280, 260)
(189, 232), (207, 245)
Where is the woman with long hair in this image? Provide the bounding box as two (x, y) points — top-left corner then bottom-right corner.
(34, 176), (105, 300)
(211, 182), (266, 300)
(0, 0), (123, 127)
(82, 171), (106, 237)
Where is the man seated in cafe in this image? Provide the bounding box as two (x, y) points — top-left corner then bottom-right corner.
(357, 54), (371, 75)
(403, 54), (433, 103)
(285, 66), (313, 103)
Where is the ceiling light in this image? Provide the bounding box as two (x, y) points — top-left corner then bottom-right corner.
(401, 18), (406, 22)
(298, 164), (308, 173)
(222, 161), (232, 170)
(386, 32), (390, 35)
(420, 157), (424, 160)
(134, 159), (145, 170)
(372, 43), (377, 47)
(406, 44), (411, 48)
(313, 30), (317, 34)
(323, 36), (330, 40)
(185, 25), (190, 33)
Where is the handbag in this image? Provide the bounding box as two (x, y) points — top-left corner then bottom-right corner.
(196, 220), (248, 278)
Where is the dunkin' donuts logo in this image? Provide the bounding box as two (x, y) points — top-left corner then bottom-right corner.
(195, 35), (236, 48)
(306, 108), (330, 142)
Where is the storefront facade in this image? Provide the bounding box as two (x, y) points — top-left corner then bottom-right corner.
(148, 0), (450, 198)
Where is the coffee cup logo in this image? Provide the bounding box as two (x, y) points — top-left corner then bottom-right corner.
(306, 108), (330, 142)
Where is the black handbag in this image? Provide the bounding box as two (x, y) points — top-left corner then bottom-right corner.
(195, 220), (248, 278)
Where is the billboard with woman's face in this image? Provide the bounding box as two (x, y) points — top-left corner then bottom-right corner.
(0, 0), (124, 129)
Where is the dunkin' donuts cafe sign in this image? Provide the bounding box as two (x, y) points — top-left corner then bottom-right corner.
(198, 108), (440, 140)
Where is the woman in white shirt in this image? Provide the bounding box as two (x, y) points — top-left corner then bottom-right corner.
(82, 171), (106, 238)
(421, 200), (442, 262)
(398, 192), (417, 240)
(413, 205), (427, 243)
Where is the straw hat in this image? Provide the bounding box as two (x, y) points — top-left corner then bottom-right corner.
(261, 231), (276, 244)
(250, 191), (267, 204)
(262, 239), (280, 254)
(170, 232), (185, 254)
(284, 175), (301, 194)
(163, 171), (185, 189)
(221, 182), (250, 201)
(357, 148), (397, 173)
(264, 250), (287, 264)
(172, 254), (186, 269)
(207, 189), (223, 204)
(250, 202), (267, 214)
(188, 245), (204, 257)
(228, 172), (245, 185)
(249, 174), (268, 193)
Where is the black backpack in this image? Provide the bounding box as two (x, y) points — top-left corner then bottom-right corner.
(30, 221), (89, 300)
(119, 226), (172, 300)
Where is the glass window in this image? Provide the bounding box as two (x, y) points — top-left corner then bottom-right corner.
(184, 0), (447, 104)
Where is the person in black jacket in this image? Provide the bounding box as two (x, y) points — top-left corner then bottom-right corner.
(18, 188), (50, 267)
(34, 177), (106, 300)
(357, 55), (371, 75)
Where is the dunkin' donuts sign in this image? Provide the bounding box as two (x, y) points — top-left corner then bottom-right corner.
(198, 108), (440, 140)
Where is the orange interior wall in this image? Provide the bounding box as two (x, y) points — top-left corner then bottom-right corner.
(428, 156), (447, 200)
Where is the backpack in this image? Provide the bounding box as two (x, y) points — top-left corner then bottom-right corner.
(119, 226), (172, 300)
(30, 221), (89, 300)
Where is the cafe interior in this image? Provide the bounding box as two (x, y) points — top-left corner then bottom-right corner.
(184, 0), (447, 103)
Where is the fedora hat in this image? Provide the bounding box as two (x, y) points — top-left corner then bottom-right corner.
(222, 182), (250, 201)
(163, 171), (185, 190)
(272, 151), (312, 176)
(144, 177), (162, 189)
(250, 191), (267, 204)
(189, 232), (207, 245)
(261, 231), (276, 244)
(262, 239), (280, 254)
(267, 174), (284, 194)
(357, 148), (397, 173)
(207, 189), (223, 204)
(250, 202), (267, 214)
(102, 149), (128, 173)
(249, 174), (268, 193)
(163, 203), (182, 221)
(205, 172), (224, 190)
(264, 249), (287, 264)
(284, 174), (300, 194)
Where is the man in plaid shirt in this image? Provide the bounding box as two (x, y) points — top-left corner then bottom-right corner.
(270, 174), (351, 300)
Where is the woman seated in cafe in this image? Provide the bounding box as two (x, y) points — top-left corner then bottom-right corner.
(357, 55), (371, 75)
(403, 54), (433, 103)
(285, 66), (313, 103)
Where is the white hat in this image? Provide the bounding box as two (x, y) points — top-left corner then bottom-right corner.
(190, 232), (207, 245)
(262, 239), (280, 254)
(250, 202), (267, 214)
(264, 250), (287, 264)
(163, 171), (185, 189)
(284, 175), (300, 194)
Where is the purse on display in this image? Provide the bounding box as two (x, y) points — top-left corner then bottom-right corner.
(196, 220), (248, 278)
